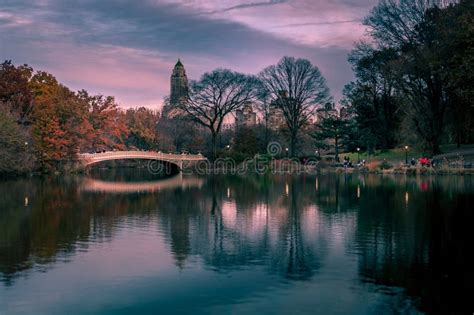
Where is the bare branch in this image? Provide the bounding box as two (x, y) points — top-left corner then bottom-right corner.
(259, 56), (331, 156)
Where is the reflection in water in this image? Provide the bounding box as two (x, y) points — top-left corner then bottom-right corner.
(81, 176), (204, 193)
(0, 173), (473, 314)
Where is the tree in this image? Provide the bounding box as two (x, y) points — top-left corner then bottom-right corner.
(434, 0), (474, 146)
(259, 56), (331, 157)
(0, 109), (35, 174)
(344, 45), (401, 151)
(364, 0), (453, 49)
(29, 72), (89, 170)
(124, 107), (159, 150)
(0, 61), (36, 174)
(233, 126), (258, 158)
(77, 90), (128, 152)
(255, 89), (273, 151)
(312, 115), (353, 162)
(183, 69), (259, 159)
(157, 96), (203, 153)
(363, 0), (463, 154)
(0, 61), (33, 125)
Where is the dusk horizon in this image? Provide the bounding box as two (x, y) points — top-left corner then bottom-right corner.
(1, 0), (376, 108)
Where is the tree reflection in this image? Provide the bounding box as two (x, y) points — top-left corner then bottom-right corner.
(0, 173), (473, 313)
(350, 175), (474, 313)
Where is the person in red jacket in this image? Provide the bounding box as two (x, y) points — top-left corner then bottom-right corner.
(419, 157), (430, 167)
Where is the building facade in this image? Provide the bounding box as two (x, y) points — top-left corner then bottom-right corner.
(170, 59), (188, 106)
(235, 102), (257, 128)
(267, 106), (286, 130)
(267, 91), (288, 130)
(315, 102), (338, 122)
(163, 59), (189, 118)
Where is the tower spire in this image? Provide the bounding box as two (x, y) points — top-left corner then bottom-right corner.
(175, 58), (183, 68)
(170, 58), (188, 107)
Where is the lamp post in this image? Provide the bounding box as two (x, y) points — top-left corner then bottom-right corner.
(285, 147), (289, 158)
(405, 145), (409, 165)
(357, 147), (360, 163)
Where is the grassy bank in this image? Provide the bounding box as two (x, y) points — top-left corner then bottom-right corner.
(325, 166), (474, 175)
(336, 144), (474, 164)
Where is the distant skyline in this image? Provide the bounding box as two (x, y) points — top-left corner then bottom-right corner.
(0, 0), (377, 109)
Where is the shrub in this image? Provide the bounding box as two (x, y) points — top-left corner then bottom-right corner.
(366, 161), (379, 172)
(379, 160), (393, 170)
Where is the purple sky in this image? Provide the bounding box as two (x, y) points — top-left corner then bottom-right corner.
(0, 0), (377, 109)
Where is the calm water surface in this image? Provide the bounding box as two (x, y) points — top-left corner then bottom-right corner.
(1, 171), (473, 314)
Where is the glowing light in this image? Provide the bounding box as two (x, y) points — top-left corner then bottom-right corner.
(285, 183), (289, 196)
(227, 187), (230, 198)
(315, 178), (319, 191)
(357, 186), (360, 198)
(405, 192), (409, 204)
(24, 197), (28, 207)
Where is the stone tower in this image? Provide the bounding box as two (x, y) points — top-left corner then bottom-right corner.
(170, 59), (189, 106)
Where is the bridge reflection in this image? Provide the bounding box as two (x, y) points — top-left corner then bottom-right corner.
(80, 175), (204, 193)
(1, 175), (473, 313)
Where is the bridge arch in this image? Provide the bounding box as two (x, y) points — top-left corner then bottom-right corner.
(78, 151), (207, 175)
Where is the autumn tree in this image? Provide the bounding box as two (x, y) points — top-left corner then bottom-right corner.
(259, 57), (331, 157)
(77, 90), (128, 152)
(183, 69), (259, 159)
(29, 72), (89, 170)
(0, 61), (33, 125)
(125, 107), (159, 150)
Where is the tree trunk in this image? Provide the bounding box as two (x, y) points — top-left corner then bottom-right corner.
(264, 122), (269, 153)
(290, 133), (297, 158)
(211, 131), (217, 161)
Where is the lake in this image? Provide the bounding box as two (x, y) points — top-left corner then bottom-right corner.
(1, 171), (473, 314)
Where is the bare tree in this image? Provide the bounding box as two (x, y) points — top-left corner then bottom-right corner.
(364, 0), (454, 48)
(255, 88), (272, 150)
(183, 69), (259, 159)
(259, 56), (331, 156)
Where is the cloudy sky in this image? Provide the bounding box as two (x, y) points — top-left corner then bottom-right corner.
(0, 0), (377, 109)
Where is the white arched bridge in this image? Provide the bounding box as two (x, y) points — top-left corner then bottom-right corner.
(78, 151), (207, 173)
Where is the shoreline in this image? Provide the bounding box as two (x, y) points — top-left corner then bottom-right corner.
(2, 165), (474, 178)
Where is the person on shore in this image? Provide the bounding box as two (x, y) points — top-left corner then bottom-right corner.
(410, 158), (416, 167)
(419, 157), (430, 167)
